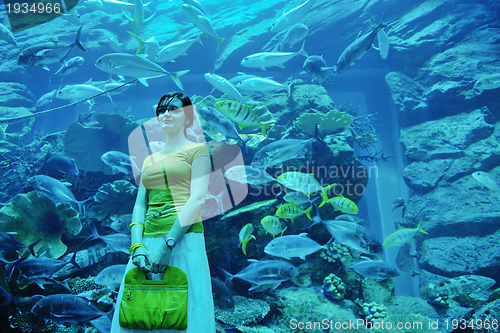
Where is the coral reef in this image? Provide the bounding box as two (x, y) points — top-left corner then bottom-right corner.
(0, 191), (81, 258)
(293, 109), (353, 137)
(360, 301), (388, 323)
(215, 295), (270, 327)
(321, 243), (356, 265)
(323, 273), (347, 300)
(90, 180), (137, 220)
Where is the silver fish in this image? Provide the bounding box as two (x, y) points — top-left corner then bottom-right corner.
(211, 277), (234, 312)
(251, 125), (326, 168)
(27, 175), (91, 215)
(220, 259), (299, 291)
(306, 204), (382, 255)
(18, 26), (86, 71)
(241, 40), (308, 71)
(110, 214), (132, 234)
(95, 264), (127, 289)
(95, 53), (189, 89)
(199, 106), (247, 150)
(264, 233), (333, 260)
(334, 21), (386, 74)
(348, 260), (399, 280)
(31, 294), (110, 324)
(101, 150), (139, 175)
(50, 56), (85, 81)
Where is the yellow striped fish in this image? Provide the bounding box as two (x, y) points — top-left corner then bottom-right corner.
(328, 195), (358, 214)
(214, 100), (275, 137)
(239, 223), (256, 255)
(261, 215), (286, 238)
(382, 220), (428, 247)
(276, 201), (312, 222)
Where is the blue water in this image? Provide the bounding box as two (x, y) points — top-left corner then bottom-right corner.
(1, 0), (499, 332)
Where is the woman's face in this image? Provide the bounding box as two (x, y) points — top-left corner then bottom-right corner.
(157, 98), (187, 134)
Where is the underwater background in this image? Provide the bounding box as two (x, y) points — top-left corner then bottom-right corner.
(0, 0), (500, 332)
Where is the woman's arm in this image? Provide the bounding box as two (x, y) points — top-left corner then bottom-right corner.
(130, 186), (150, 272)
(149, 155), (211, 273)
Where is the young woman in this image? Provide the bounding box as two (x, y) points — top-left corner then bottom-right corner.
(110, 92), (215, 332)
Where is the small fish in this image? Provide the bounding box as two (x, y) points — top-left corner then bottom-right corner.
(302, 55), (334, 84)
(17, 26), (86, 71)
(328, 195), (359, 214)
(383, 220), (428, 247)
(472, 171), (500, 191)
(241, 40), (308, 71)
(307, 204), (382, 255)
(275, 201), (312, 223)
(46, 155), (79, 182)
(214, 100), (275, 137)
(474, 73), (500, 91)
(31, 294), (110, 324)
(155, 35), (202, 63)
(27, 175), (92, 216)
(224, 165), (276, 188)
(5, 252), (80, 288)
(0, 23), (17, 46)
(36, 89), (58, 108)
(101, 151), (139, 175)
(277, 23), (309, 50)
(348, 260), (400, 280)
(95, 53), (189, 89)
(391, 197), (405, 211)
(219, 259), (299, 291)
(50, 56), (85, 82)
(283, 191), (310, 205)
(199, 106), (248, 152)
(251, 124), (326, 168)
(204, 73), (246, 103)
(238, 223), (256, 255)
(109, 37), (123, 53)
(109, 214), (133, 234)
(277, 172), (323, 197)
(264, 233), (333, 260)
(236, 77), (288, 96)
(270, 0), (316, 33)
(181, 4), (224, 51)
(261, 215), (286, 238)
(334, 20), (386, 74)
(211, 277), (234, 312)
(56, 84), (105, 104)
(95, 264), (127, 289)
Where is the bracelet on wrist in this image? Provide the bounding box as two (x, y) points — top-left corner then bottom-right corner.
(132, 253), (146, 260)
(129, 222), (145, 230)
(129, 242), (146, 256)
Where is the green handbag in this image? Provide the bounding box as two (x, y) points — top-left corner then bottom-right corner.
(119, 266), (188, 330)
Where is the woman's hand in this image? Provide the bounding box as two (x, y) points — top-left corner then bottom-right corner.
(132, 247), (150, 273)
(149, 241), (172, 274)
